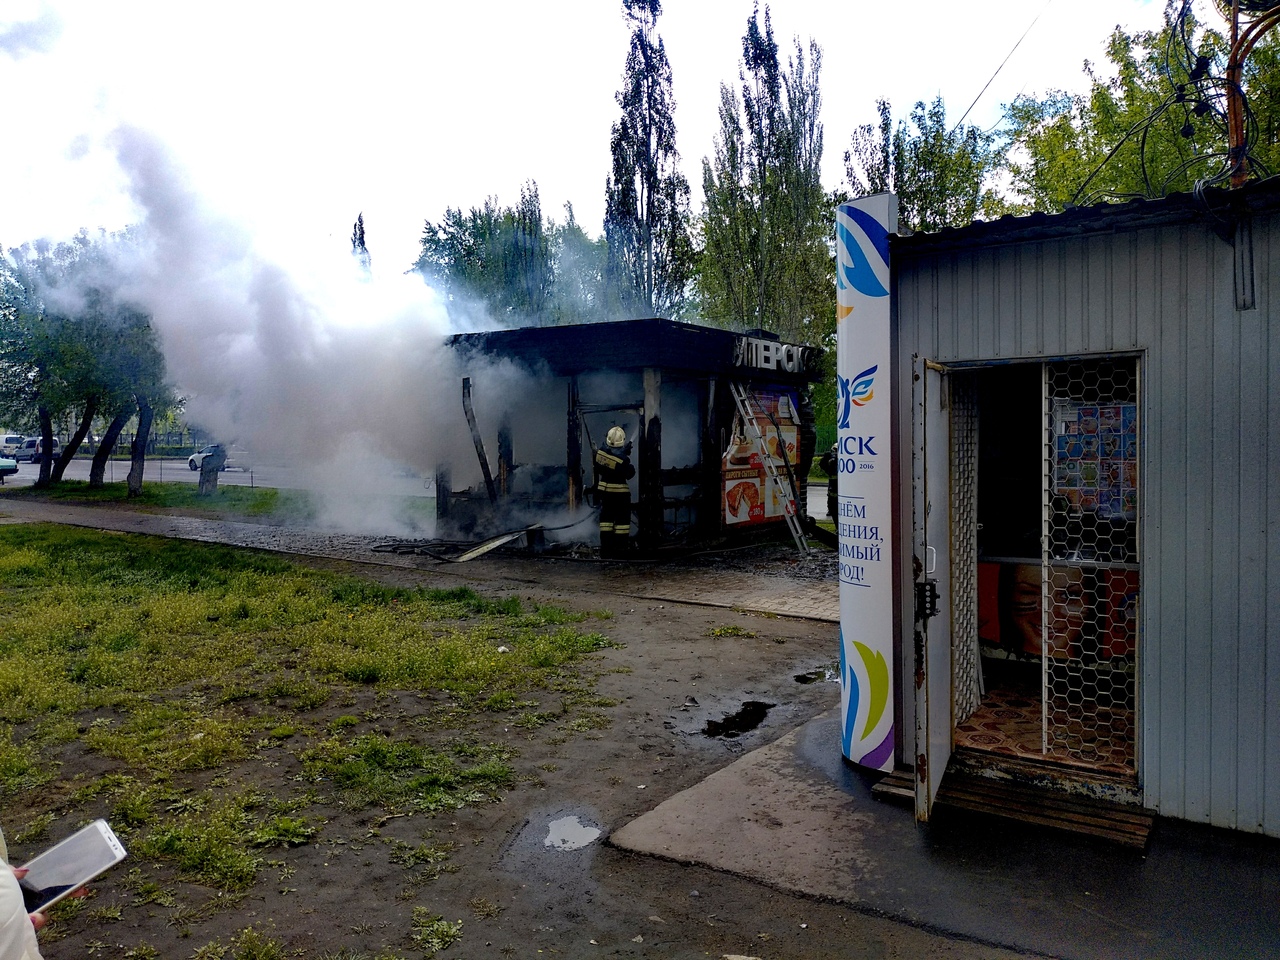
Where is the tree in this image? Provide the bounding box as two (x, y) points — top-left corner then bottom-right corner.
(698, 4), (830, 344)
(351, 212), (371, 274)
(0, 231), (174, 492)
(548, 204), (609, 325)
(603, 0), (695, 319)
(413, 182), (555, 325)
(844, 96), (1010, 232)
(1003, 4), (1280, 210)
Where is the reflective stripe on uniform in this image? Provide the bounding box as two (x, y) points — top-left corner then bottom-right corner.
(595, 450), (622, 468)
(597, 481), (630, 493)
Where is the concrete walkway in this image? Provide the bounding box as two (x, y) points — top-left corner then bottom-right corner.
(612, 708), (1280, 960)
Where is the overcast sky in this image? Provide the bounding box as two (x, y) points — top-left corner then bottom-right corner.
(0, 0), (1186, 276)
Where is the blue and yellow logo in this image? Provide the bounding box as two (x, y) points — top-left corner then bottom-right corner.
(837, 365), (877, 428)
(835, 205), (891, 320)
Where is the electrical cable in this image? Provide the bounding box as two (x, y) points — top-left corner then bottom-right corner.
(953, 0), (1053, 131)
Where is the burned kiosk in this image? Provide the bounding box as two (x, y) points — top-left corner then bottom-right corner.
(438, 318), (823, 552)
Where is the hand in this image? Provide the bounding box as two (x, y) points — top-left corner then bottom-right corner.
(11, 867), (88, 930)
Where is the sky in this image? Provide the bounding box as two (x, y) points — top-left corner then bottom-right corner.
(0, 0), (1184, 275)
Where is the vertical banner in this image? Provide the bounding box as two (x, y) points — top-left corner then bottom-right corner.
(835, 195), (897, 770)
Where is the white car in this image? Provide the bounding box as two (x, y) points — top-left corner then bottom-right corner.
(188, 444), (250, 472)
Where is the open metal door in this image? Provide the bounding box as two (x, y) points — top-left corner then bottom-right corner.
(913, 357), (954, 820)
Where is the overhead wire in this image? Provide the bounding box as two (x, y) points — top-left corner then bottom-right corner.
(1069, 0), (1276, 205)
(952, 0), (1054, 132)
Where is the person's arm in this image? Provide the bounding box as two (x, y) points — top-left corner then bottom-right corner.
(0, 867), (43, 959)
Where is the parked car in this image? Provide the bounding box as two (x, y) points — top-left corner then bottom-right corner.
(0, 434), (23, 457)
(188, 443), (226, 471)
(16, 437), (59, 463)
(0, 455), (16, 482)
(188, 444), (249, 472)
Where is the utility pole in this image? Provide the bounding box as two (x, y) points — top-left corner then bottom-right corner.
(1226, 0), (1280, 187)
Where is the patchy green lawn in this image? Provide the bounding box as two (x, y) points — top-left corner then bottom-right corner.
(0, 525), (617, 958)
(0, 480), (312, 522)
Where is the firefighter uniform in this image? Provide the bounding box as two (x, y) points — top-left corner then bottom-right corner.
(595, 427), (635, 559)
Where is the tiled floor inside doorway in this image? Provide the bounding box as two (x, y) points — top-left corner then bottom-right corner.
(954, 684), (1135, 777)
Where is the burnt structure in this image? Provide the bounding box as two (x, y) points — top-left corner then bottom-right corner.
(439, 318), (823, 551)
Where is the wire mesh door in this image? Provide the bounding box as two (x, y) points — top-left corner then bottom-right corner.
(1042, 359), (1139, 774)
(951, 373), (982, 725)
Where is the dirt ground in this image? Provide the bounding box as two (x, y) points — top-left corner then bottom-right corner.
(5, 502), (1027, 960)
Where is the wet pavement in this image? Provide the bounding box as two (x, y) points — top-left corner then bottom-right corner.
(613, 709), (1280, 960)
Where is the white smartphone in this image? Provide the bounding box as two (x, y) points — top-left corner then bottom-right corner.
(17, 819), (127, 914)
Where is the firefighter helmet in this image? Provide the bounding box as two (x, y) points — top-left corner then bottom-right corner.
(606, 426), (626, 448)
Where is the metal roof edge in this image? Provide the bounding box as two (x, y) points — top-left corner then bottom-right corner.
(891, 175), (1280, 256)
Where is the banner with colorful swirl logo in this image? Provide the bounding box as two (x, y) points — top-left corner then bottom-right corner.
(835, 196), (896, 771)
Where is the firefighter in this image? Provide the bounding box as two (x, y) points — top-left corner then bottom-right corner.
(595, 426), (635, 559)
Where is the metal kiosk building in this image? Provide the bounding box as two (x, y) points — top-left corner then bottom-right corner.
(882, 178), (1280, 838)
(440, 318), (823, 552)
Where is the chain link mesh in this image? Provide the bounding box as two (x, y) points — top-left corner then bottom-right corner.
(1043, 359), (1139, 772)
(951, 374), (982, 724)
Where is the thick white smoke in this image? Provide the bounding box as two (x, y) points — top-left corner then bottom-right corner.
(100, 126), (534, 535)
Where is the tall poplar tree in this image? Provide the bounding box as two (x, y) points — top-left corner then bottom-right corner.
(699, 3), (829, 343)
(603, 0), (694, 319)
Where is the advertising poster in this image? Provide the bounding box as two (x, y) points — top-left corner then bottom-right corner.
(721, 387), (800, 527)
(835, 196), (896, 771)
(1053, 402), (1138, 521)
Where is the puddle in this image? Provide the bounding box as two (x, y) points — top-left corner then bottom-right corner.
(794, 667), (837, 684)
(544, 815), (602, 851)
(701, 700), (776, 738)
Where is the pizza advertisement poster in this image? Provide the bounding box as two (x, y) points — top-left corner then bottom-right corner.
(1052, 401), (1138, 521)
(722, 469), (765, 526)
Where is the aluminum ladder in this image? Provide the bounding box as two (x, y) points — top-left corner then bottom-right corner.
(729, 381), (808, 553)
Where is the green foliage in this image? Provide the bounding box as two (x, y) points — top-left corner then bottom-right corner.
(705, 624), (756, 638)
(413, 183), (555, 324)
(1004, 5), (1280, 209)
(699, 4), (831, 345)
(0, 231), (174, 490)
(2, 478), (314, 522)
(604, 0), (696, 318)
(136, 793), (266, 890)
(298, 734), (514, 811)
(546, 206), (611, 324)
(844, 96), (1011, 232)
(409, 911), (463, 956)
(247, 816), (317, 848)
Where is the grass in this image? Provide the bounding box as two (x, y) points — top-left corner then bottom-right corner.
(0, 524), (618, 954)
(0, 479), (312, 521)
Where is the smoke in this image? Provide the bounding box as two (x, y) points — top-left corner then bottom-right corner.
(0, 7), (61, 60)
(94, 125), (536, 535)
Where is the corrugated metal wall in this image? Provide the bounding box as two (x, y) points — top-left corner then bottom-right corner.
(894, 212), (1279, 837)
